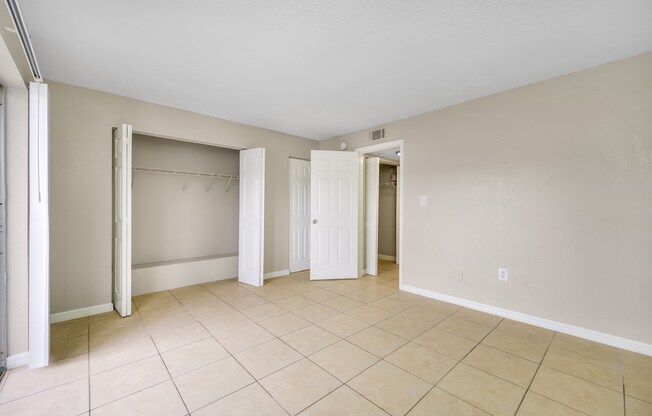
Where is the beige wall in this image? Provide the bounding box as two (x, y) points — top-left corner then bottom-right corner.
(132, 134), (239, 264)
(49, 81), (318, 314)
(1, 32), (29, 357)
(5, 87), (28, 356)
(322, 53), (652, 344)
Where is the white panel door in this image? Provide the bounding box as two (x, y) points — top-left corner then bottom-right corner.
(310, 150), (359, 280)
(113, 124), (132, 317)
(239, 148), (265, 286)
(28, 82), (50, 368)
(364, 157), (379, 276)
(289, 158), (310, 272)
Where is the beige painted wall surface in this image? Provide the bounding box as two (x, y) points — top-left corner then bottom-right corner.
(132, 134), (239, 264)
(5, 87), (28, 355)
(49, 81), (317, 314)
(322, 53), (652, 344)
(1, 32), (29, 356)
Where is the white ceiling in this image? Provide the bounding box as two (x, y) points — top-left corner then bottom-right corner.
(18, 0), (652, 140)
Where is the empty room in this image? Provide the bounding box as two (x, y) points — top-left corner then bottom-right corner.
(0, 1), (651, 415)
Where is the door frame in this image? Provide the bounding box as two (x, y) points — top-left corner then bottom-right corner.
(355, 140), (404, 287)
(112, 129), (256, 304)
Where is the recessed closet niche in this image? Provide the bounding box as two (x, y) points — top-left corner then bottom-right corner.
(131, 134), (239, 295)
(378, 163), (398, 262)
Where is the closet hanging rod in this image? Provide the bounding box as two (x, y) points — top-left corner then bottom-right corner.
(132, 167), (239, 180)
(380, 181), (397, 190)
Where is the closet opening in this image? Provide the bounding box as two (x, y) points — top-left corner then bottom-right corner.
(112, 125), (270, 318)
(363, 148), (400, 277)
(129, 133), (240, 297)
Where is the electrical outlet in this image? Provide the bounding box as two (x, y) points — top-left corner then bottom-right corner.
(498, 268), (508, 281)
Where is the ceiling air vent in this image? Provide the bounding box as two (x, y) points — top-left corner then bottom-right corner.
(370, 128), (385, 141)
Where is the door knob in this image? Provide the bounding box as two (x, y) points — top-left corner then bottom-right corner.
(313, 219), (318, 224)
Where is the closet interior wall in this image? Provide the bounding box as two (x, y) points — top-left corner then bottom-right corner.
(378, 163), (397, 259)
(132, 134), (239, 267)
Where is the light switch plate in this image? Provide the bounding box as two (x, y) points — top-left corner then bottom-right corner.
(420, 195), (428, 207)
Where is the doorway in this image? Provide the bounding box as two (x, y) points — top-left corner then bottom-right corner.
(356, 140), (404, 287)
(300, 140), (404, 286)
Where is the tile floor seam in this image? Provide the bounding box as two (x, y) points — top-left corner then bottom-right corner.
(403, 316), (505, 416)
(252, 381), (292, 416)
(89, 378), (171, 412)
(473, 342), (542, 365)
(187, 379), (260, 415)
(292, 380), (343, 416)
(89, 348), (160, 377)
(512, 330), (556, 416)
(0, 376), (90, 408)
(537, 361), (626, 395)
(149, 333), (191, 416)
(87, 318), (91, 415)
(621, 348), (627, 416)
(297, 385), (390, 416)
(306, 345), (381, 384)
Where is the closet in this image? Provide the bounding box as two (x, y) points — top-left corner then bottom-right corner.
(130, 134), (240, 296)
(378, 163), (398, 263)
(363, 150), (400, 276)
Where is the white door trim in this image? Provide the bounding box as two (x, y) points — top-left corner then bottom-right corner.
(355, 140), (404, 287)
(28, 82), (49, 368)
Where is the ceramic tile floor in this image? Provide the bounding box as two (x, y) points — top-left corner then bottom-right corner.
(1, 260), (651, 415)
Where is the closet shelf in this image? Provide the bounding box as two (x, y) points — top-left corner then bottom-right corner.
(132, 167), (239, 193)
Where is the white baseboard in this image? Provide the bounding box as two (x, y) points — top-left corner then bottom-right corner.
(7, 352), (29, 369)
(378, 254), (396, 262)
(50, 303), (114, 324)
(401, 284), (652, 356)
(265, 269), (290, 279)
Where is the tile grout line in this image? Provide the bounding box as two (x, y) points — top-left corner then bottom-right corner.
(622, 348), (627, 416)
(87, 316), (91, 414)
(194, 317), (291, 415)
(512, 329), (556, 415)
(402, 315), (506, 416)
(146, 326), (192, 416)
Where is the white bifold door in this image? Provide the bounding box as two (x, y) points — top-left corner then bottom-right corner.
(310, 150), (359, 280)
(239, 148), (266, 286)
(113, 124), (132, 317)
(364, 157), (380, 276)
(289, 158), (310, 272)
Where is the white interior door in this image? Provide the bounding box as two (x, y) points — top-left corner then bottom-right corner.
(310, 150), (359, 280)
(113, 124), (132, 317)
(28, 82), (50, 368)
(364, 157), (379, 276)
(239, 148), (265, 286)
(289, 158), (310, 273)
